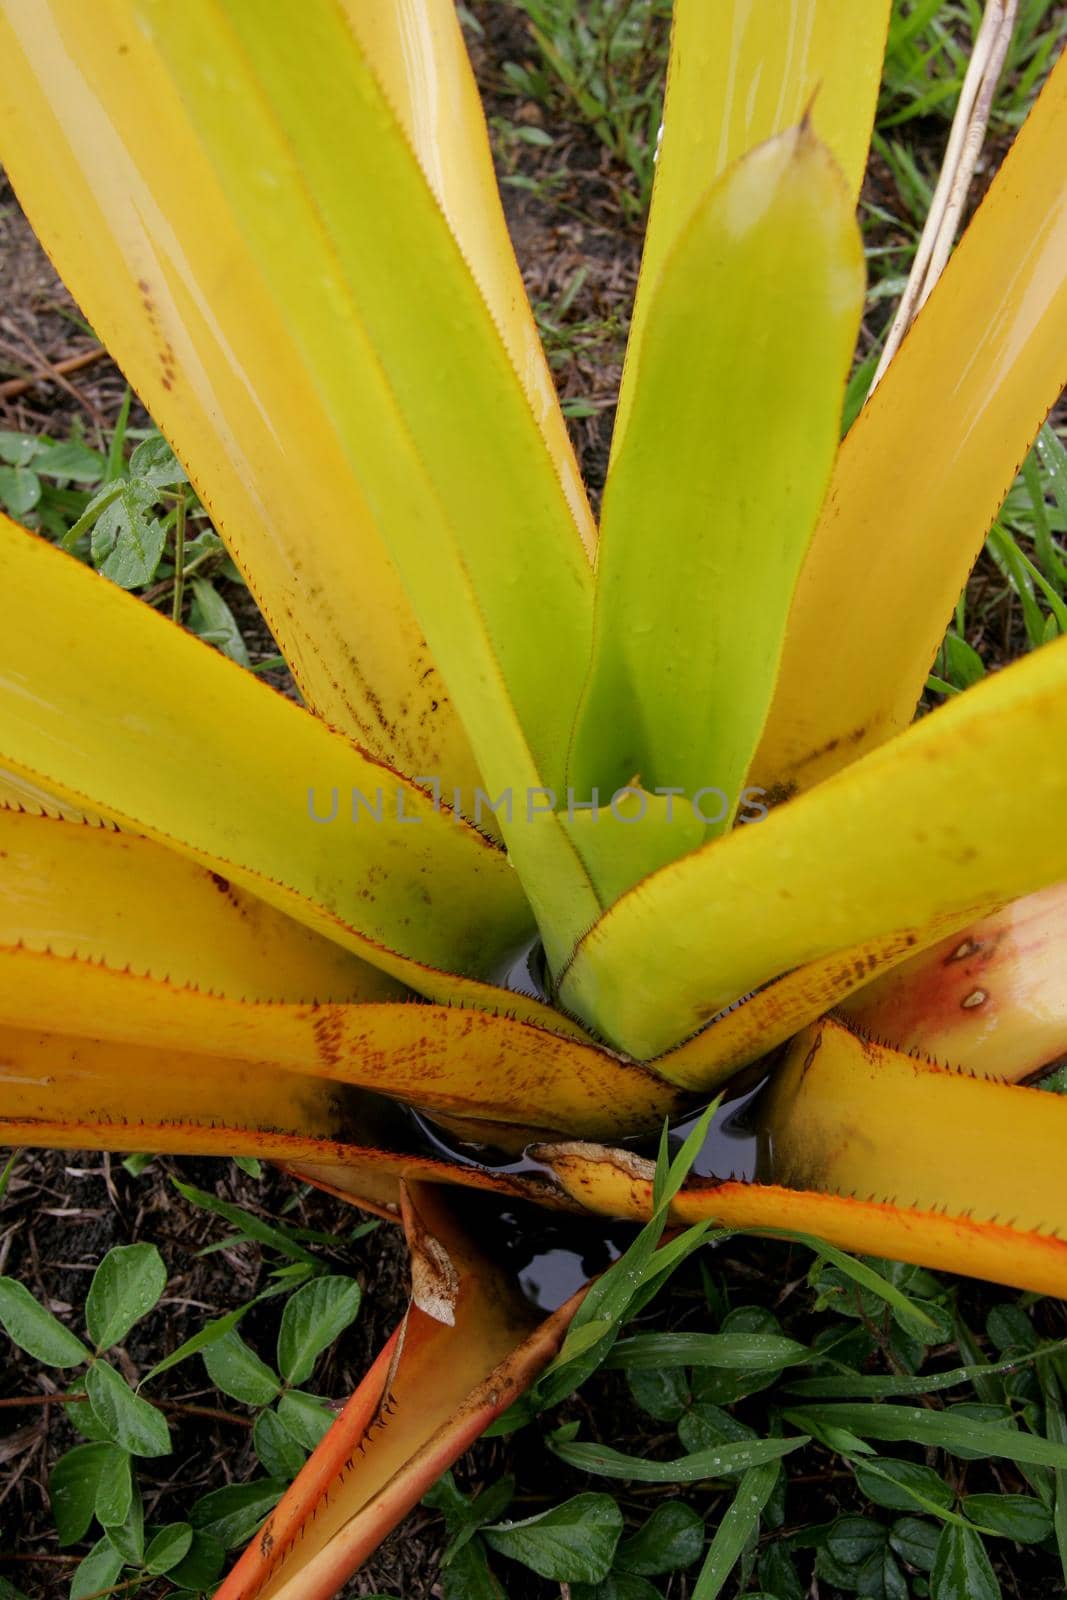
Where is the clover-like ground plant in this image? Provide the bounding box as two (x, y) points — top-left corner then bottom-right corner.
(0, 1), (1066, 1594)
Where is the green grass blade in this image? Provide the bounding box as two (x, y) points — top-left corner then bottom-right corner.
(691, 1460), (780, 1598)
(784, 1403), (1067, 1469)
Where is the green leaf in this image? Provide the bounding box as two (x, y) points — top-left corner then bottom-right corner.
(986, 1303), (1038, 1354)
(826, 1514), (886, 1567)
(442, 1538), (505, 1600)
(103, 1477), (143, 1566)
(423, 1469), (477, 1529)
(0, 431), (40, 467)
(941, 631), (985, 689)
(0, 465), (42, 517)
(857, 1543), (908, 1600)
(483, 1494), (622, 1583)
(853, 1457), (955, 1515)
(572, 1578), (661, 1600)
(58, 478), (123, 549)
(33, 440), (106, 481)
(0, 1278), (90, 1367)
(797, 1239), (938, 1332)
(167, 1528), (227, 1590)
(203, 1329), (281, 1406)
(234, 1156), (264, 1179)
(90, 478), (166, 587)
(69, 1535), (125, 1600)
(140, 1303), (255, 1385)
(254, 1407), (307, 1478)
(677, 1404), (757, 1454)
(67, 1391), (115, 1442)
(189, 1478), (288, 1549)
(691, 1460), (781, 1598)
(889, 1514), (940, 1573)
(962, 1494), (1052, 1543)
(94, 1445), (133, 1528)
(49, 1443), (116, 1546)
(566, 122), (864, 898)
(616, 1501), (705, 1576)
(627, 1365), (690, 1422)
(188, 577), (251, 667)
(1037, 1355), (1067, 1589)
(609, 1332), (809, 1374)
(171, 1179), (319, 1265)
(785, 1403), (1067, 1468)
(84, 1360), (171, 1457)
(128, 433), (188, 487)
(787, 1336), (1067, 1398)
(86, 1243), (167, 1351)
(758, 1540), (805, 1600)
(276, 1389), (335, 1451)
(436, 1476), (516, 1565)
(550, 1432), (805, 1484)
(144, 1521), (194, 1576)
(930, 1523), (1001, 1600)
(277, 1275), (362, 1385)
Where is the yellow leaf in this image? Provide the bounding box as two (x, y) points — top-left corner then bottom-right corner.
(125, 0), (599, 957)
(561, 632), (1067, 1058)
(615, 0), (889, 445)
(341, 0), (594, 553)
(754, 44), (1067, 794)
(0, 948), (683, 1138)
(539, 1021), (1067, 1297)
(0, 1022), (576, 1212)
(0, 0), (486, 800)
(838, 881), (1067, 1082)
(0, 517), (541, 1010)
(0, 808), (402, 1003)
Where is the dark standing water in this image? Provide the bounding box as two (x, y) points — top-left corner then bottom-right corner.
(404, 938), (770, 1309)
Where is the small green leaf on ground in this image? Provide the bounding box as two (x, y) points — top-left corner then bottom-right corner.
(616, 1500), (704, 1575)
(253, 1407), (307, 1478)
(86, 1243), (167, 1351)
(277, 1275), (362, 1385)
(483, 1493), (623, 1583)
(962, 1494), (1052, 1543)
(90, 478), (166, 587)
(167, 1528), (227, 1590)
(0, 1278), (90, 1367)
(930, 1522), (1001, 1600)
(189, 1478), (288, 1549)
(276, 1389), (335, 1450)
(69, 1535), (125, 1600)
(144, 1521), (195, 1575)
(93, 1443), (133, 1527)
(84, 1359), (171, 1457)
(203, 1328), (281, 1407)
(49, 1443), (116, 1546)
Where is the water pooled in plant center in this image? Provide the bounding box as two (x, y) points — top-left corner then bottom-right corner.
(494, 934), (552, 1001)
(405, 1075), (768, 1312)
(437, 938), (770, 1303)
(661, 1076), (764, 1182)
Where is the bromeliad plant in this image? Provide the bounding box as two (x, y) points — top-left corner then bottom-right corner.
(1, 0), (1067, 1593)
